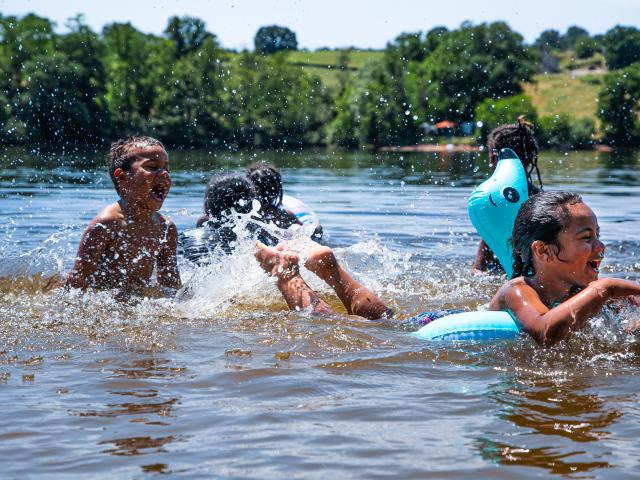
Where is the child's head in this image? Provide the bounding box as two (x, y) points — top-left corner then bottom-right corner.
(511, 191), (604, 286)
(246, 161), (283, 210)
(203, 173), (256, 222)
(487, 116), (541, 194)
(106, 136), (170, 210)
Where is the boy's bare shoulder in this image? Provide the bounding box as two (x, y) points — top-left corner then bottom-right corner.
(91, 202), (125, 228)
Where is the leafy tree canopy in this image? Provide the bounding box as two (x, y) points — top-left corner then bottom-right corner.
(406, 22), (536, 122)
(597, 62), (640, 143)
(534, 29), (562, 50)
(562, 26), (589, 49)
(164, 16), (216, 58)
(602, 25), (640, 70)
(254, 25), (298, 55)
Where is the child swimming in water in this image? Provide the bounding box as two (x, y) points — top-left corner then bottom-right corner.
(488, 191), (640, 346)
(257, 190), (640, 347)
(64, 136), (181, 293)
(180, 173), (278, 263)
(246, 161), (323, 241)
(246, 161), (300, 229)
(473, 116), (543, 272)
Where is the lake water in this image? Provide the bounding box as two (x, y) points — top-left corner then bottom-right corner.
(1, 147), (640, 478)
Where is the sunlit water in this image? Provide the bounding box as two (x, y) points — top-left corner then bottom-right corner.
(1, 147), (640, 478)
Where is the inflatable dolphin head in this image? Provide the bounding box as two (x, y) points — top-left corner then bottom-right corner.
(468, 148), (529, 277)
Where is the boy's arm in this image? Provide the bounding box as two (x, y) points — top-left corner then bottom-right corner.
(503, 278), (640, 346)
(64, 222), (111, 289)
(157, 221), (182, 290)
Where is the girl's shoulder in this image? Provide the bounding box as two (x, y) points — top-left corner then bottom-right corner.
(490, 276), (538, 310)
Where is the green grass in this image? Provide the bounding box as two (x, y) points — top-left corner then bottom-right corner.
(522, 71), (604, 122)
(287, 49), (383, 69)
(286, 49), (383, 89)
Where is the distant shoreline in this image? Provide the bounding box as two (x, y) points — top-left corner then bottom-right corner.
(379, 144), (481, 153)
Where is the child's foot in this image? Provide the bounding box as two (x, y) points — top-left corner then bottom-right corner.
(304, 244), (339, 281)
(255, 242), (300, 280)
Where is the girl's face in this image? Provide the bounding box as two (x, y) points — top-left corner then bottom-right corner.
(547, 202), (605, 287)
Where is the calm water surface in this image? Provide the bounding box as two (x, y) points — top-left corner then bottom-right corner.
(1, 147), (640, 478)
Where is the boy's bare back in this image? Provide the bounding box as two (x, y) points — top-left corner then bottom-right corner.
(64, 137), (181, 293)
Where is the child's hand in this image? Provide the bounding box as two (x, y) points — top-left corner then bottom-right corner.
(255, 241), (300, 280)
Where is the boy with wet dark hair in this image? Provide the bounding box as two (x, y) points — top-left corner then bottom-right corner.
(64, 136), (181, 293)
(246, 161), (300, 229)
(180, 173), (280, 263)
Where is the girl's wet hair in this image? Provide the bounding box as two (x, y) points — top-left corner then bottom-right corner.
(246, 161), (283, 208)
(203, 173), (256, 221)
(487, 116), (542, 194)
(511, 191), (583, 278)
(107, 136), (165, 192)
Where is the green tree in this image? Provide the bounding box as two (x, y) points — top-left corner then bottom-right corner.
(152, 37), (230, 145)
(597, 63), (640, 144)
(575, 37), (599, 59)
(56, 15), (109, 139)
(423, 26), (448, 53)
(328, 56), (420, 148)
(226, 52), (331, 147)
(537, 115), (595, 149)
(602, 26), (640, 70)
(19, 54), (93, 143)
(164, 16), (214, 58)
(534, 29), (562, 50)
(254, 25), (298, 55)
(474, 95), (537, 143)
(102, 22), (173, 133)
(387, 32), (426, 62)
(406, 22), (536, 123)
(562, 26), (589, 49)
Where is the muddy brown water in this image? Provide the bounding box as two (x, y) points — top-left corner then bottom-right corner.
(1, 148), (640, 478)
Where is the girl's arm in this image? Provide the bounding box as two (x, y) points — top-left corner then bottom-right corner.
(503, 278), (640, 346)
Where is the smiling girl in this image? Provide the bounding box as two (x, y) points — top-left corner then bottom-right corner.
(488, 191), (640, 346)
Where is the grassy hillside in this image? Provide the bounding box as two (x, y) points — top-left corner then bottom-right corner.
(271, 48), (605, 124)
(523, 72), (604, 122)
(287, 49), (383, 88)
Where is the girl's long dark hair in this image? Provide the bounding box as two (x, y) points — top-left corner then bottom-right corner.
(487, 116), (542, 194)
(511, 191), (583, 278)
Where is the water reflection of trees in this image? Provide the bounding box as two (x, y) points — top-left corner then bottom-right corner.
(476, 374), (620, 475)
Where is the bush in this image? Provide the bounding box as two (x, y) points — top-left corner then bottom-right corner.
(602, 26), (640, 69)
(597, 62), (640, 144)
(474, 94), (538, 143)
(537, 114), (595, 149)
(575, 37), (599, 59)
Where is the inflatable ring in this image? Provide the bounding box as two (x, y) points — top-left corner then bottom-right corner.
(282, 194), (322, 241)
(468, 148), (529, 277)
(282, 194), (320, 228)
(412, 310), (522, 341)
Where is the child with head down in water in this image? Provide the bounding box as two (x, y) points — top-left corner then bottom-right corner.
(257, 191), (640, 347)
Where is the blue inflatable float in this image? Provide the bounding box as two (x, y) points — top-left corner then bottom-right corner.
(412, 149), (528, 341)
(282, 194), (323, 241)
(282, 194), (320, 229)
(467, 148), (529, 277)
(412, 310), (522, 341)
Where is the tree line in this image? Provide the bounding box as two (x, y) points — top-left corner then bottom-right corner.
(1, 13), (639, 149)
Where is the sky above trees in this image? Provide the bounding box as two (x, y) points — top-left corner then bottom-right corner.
(4, 0), (639, 50)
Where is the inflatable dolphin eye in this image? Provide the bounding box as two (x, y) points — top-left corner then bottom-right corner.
(468, 148), (529, 277)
